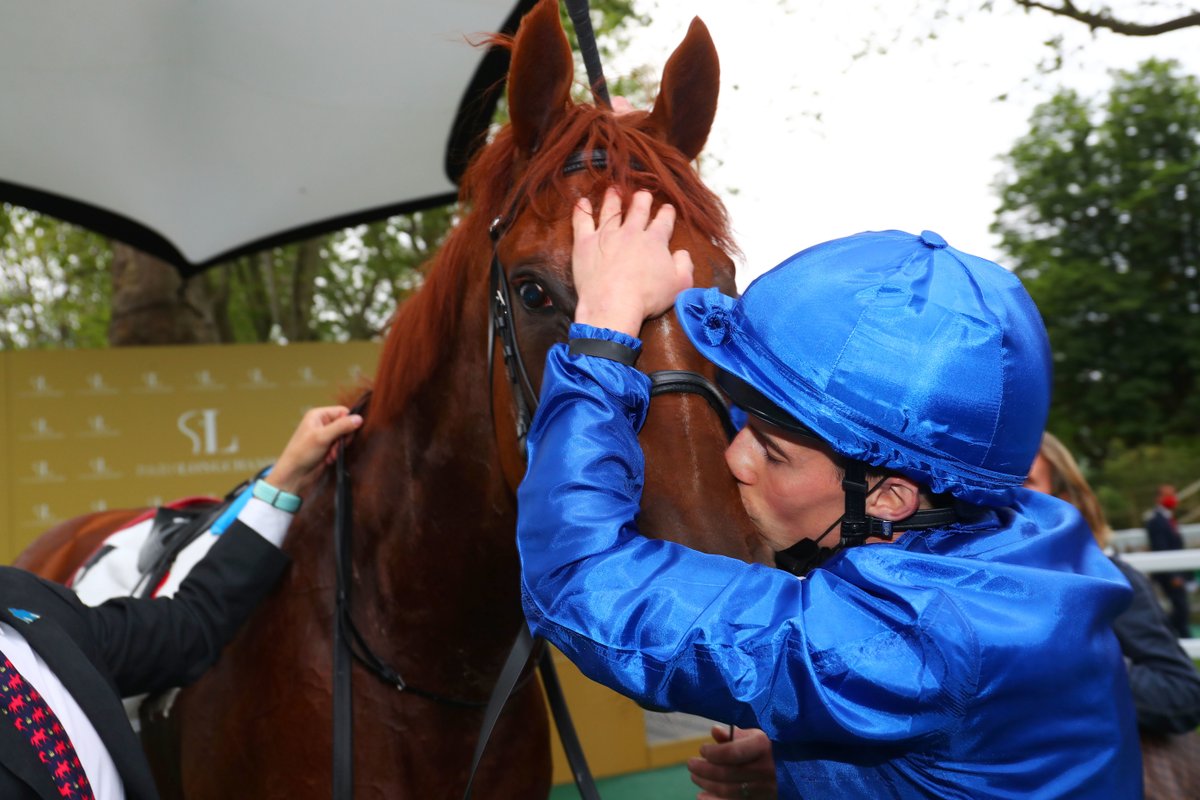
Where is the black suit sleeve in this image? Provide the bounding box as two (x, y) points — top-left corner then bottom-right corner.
(1111, 558), (1200, 734)
(77, 521), (289, 697)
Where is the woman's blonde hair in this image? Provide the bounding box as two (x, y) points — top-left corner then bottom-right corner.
(1038, 432), (1113, 547)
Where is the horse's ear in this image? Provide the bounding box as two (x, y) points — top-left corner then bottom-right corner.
(508, 0), (574, 155)
(646, 17), (720, 161)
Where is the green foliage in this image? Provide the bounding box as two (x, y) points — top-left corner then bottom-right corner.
(994, 59), (1200, 463)
(1091, 439), (1200, 529)
(0, 204), (112, 349)
(310, 206), (457, 341)
(198, 206), (456, 344)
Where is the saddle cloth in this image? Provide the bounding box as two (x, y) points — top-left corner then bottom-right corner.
(70, 486), (254, 603)
(67, 481), (256, 729)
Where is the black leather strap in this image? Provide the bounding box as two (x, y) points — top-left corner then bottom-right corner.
(463, 627), (537, 800)
(569, 337), (640, 366)
(539, 646), (600, 800)
(650, 370), (737, 441)
(564, 0), (611, 109)
(333, 445), (354, 800)
(462, 629), (599, 800)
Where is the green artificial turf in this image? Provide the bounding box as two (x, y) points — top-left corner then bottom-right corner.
(549, 764), (696, 800)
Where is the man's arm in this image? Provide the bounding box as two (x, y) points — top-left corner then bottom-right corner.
(85, 405), (361, 696)
(87, 521), (288, 696)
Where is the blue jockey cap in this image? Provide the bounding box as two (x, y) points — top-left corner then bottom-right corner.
(676, 229), (1052, 505)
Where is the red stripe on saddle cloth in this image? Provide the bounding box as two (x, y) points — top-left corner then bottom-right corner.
(65, 496), (224, 590)
(118, 496), (222, 533)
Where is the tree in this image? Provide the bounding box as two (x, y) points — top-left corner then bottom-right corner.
(108, 243), (219, 345)
(0, 205), (112, 348)
(1008, 1), (1200, 37)
(201, 205), (457, 343)
(993, 58), (1200, 462)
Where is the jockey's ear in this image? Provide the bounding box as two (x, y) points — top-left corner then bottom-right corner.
(508, 0), (573, 155)
(865, 475), (922, 523)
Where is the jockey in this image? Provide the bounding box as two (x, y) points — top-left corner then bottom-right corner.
(515, 189), (1141, 798)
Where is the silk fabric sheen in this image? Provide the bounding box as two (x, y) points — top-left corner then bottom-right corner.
(517, 325), (1141, 799)
(674, 230), (1051, 505)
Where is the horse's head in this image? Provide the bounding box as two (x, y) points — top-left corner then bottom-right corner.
(369, 0), (765, 564)
(490, 0), (763, 562)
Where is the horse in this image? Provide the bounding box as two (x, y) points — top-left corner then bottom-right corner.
(15, 0), (764, 796)
(16, 508), (145, 584)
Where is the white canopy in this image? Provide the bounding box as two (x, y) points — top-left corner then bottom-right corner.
(0, 0), (534, 276)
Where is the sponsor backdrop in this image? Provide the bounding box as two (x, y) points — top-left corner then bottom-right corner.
(1, 341), (378, 561)
(0, 340), (708, 784)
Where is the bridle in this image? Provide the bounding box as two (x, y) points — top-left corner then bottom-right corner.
(486, 148), (736, 455)
(463, 148), (739, 800)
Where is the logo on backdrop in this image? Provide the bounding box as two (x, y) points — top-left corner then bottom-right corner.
(191, 370), (226, 391)
(177, 409), (240, 456)
(82, 415), (120, 437)
(20, 417), (62, 441)
(24, 461), (65, 484)
(242, 367), (276, 389)
(21, 375), (62, 398)
(137, 371), (172, 393)
(83, 372), (117, 395)
(83, 457), (121, 480)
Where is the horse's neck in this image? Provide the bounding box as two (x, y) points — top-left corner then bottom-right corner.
(289, 275), (524, 692)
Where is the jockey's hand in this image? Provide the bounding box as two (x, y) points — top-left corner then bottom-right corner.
(572, 187), (694, 337)
(687, 726), (778, 800)
(266, 406), (363, 496)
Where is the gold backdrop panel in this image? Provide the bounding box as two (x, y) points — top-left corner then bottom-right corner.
(3, 341), (378, 561)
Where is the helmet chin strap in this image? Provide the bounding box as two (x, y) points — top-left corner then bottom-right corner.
(775, 462), (959, 576)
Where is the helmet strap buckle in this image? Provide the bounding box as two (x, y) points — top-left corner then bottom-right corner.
(839, 462), (873, 548)
(775, 461), (960, 576)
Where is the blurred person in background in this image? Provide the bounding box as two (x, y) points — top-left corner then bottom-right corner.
(1028, 435), (1200, 734)
(1146, 484), (1192, 639)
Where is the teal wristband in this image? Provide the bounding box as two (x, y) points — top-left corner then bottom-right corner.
(252, 479), (302, 513)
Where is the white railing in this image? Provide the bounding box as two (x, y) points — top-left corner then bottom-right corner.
(1112, 523), (1200, 658)
(1111, 522), (1200, 555)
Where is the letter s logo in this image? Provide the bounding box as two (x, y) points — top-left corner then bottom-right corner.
(177, 409), (240, 455)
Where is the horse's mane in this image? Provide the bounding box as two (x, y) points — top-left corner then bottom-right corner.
(365, 100), (735, 432)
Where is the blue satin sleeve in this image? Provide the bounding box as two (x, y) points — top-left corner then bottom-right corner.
(517, 324), (972, 745)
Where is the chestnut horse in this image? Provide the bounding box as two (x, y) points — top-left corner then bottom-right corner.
(16, 1), (763, 796)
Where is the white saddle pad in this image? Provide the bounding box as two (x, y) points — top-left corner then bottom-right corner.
(68, 486), (254, 729)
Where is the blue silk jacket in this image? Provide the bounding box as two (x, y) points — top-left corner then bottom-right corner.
(517, 326), (1142, 799)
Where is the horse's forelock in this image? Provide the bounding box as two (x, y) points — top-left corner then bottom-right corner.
(485, 105), (735, 256)
(367, 101), (735, 432)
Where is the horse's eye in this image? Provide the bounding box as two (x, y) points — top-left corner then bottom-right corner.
(516, 281), (552, 310)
